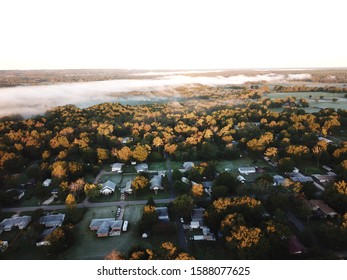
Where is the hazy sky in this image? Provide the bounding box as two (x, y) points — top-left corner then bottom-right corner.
(0, 0), (346, 70)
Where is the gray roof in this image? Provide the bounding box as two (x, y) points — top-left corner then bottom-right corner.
(0, 215), (31, 230)
(238, 166), (256, 173)
(136, 163), (148, 172)
(101, 180), (117, 191)
(183, 162), (194, 170)
(112, 163), (123, 170)
(89, 218), (123, 235)
(191, 208), (205, 223)
(150, 175), (163, 190)
(156, 207), (169, 221)
(39, 213), (65, 227)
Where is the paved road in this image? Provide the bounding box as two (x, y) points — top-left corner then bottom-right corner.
(1, 198), (174, 213)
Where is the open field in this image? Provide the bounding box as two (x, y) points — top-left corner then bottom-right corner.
(267, 91), (347, 113)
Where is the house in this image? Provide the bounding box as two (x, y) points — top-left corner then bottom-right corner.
(89, 218), (123, 237)
(290, 175), (313, 183)
(309, 200), (338, 218)
(202, 181), (213, 195)
(288, 235), (306, 255)
(0, 241), (9, 252)
(311, 174), (336, 185)
(0, 216), (31, 233)
(5, 188), (25, 200)
(111, 163), (124, 173)
(183, 162), (194, 171)
(273, 175), (285, 186)
(190, 207), (205, 229)
(121, 137), (133, 144)
(150, 175), (164, 193)
(237, 175), (246, 184)
(156, 207), (169, 222)
(43, 179), (52, 187)
(238, 166), (256, 175)
(181, 177), (191, 185)
(100, 180), (117, 195)
(136, 163), (148, 173)
(36, 227), (56, 247)
(39, 213), (65, 227)
(318, 137), (333, 144)
(120, 181), (132, 194)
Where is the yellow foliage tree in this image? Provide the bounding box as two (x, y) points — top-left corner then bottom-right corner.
(226, 226), (262, 249)
(164, 143), (177, 155)
(132, 176), (149, 192)
(132, 145), (149, 162)
(65, 193), (76, 210)
(104, 250), (124, 260)
(334, 180), (347, 195)
(97, 148), (109, 162)
(191, 184), (204, 197)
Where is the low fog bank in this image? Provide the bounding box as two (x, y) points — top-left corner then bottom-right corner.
(0, 73), (311, 118)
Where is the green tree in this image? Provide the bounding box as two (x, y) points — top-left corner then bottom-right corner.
(173, 195), (194, 220)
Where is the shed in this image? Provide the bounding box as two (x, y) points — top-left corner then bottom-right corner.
(43, 179), (52, 187)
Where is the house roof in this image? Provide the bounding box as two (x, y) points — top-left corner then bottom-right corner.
(156, 207), (169, 221)
(290, 176), (313, 183)
(101, 180), (117, 191)
(309, 200), (337, 216)
(89, 218), (122, 235)
(311, 174), (336, 182)
(183, 162), (194, 170)
(238, 166), (256, 173)
(150, 175), (163, 190)
(288, 235), (306, 255)
(112, 163), (123, 170)
(191, 208), (205, 223)
(39, 213), (65, 227)
(136, 163), (148, 172)
(121, 181), (133, 194)
(89, 218), (115, 229)
(0, 216), (31, 230)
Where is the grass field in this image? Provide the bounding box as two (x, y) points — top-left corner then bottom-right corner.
(267, 91), (347, 113)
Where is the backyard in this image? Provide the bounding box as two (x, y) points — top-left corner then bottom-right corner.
(63, 205), (179, 260)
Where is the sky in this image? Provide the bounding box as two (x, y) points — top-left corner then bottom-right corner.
(0, 0), (346, 70)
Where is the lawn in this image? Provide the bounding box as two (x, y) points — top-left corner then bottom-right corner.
(188, 238), (233, 260)
(62, 205), (179, 260)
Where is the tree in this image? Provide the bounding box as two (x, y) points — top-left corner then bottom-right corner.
(104, 250), (124, 260)
(214, 172), (238, 193)
(152, 137), (163, 151)
(115, 146), (132, 162)
(278, 157), (295, 173)
(140, 205), (158, 232)
(132, 145), (149, 162)
(132, 176), (149, 193)
(191, 184), (204, 197)
(65, 194), (76, 210)
(84, 183), (101, 198)
(173, 195), (193, 220)
(211, 185), (229, 200)
(312, 140), (328, 168)
(173, 180), (190, 195)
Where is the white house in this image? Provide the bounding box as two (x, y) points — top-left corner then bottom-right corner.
(0, 216), (31, 233)
(136, 163), (148, 173)
(183, 162), (194, 171)
(120, 181), (133, 194)
(100, 180), (117, 195)
(238, 166), (256, 175)
(273, 175), (285, 186)
(150, 175), (164, 193)
(111, 163), (124, 173)
(43, 179), (52, 187)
